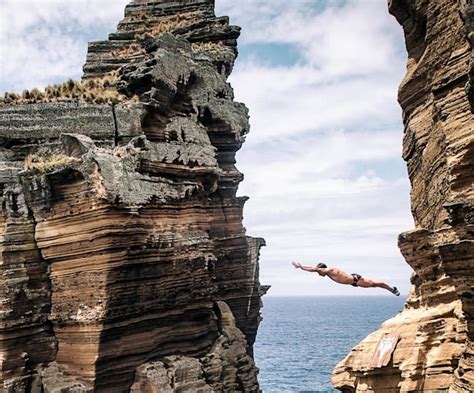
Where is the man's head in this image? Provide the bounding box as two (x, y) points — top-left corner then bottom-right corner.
(316, 262), (327, 276)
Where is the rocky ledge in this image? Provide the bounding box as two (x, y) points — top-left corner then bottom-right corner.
(332, 0), (474, 392)
(0, 1), (267, 392)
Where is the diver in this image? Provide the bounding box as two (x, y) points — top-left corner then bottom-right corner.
(292, 262), (400, 296)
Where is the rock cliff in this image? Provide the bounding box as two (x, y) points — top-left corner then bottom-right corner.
(332, 0), (474, 392)
(0, 1), (266, 391)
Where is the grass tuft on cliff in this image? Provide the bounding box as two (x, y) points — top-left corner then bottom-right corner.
(191, 41), (224, 55)
(134, 12), (194, 39)
(24, 151), (77, 173)
(1, 71), (128, 106)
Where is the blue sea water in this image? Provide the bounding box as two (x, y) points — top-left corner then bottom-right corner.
(254, 296), (406, 393)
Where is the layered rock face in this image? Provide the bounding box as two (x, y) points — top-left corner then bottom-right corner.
(0, 1), (266, 391)
(332, 0), (474, 392)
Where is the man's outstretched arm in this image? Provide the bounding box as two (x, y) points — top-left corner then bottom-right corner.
(292, 262), (327, 274)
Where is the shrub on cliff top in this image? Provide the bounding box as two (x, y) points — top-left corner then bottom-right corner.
(111, 42), (146, 58)
(0, 72), (128, 106)
(24, 150), (76, 173)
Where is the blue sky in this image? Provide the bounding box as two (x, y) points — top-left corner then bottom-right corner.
(0, 0), (414, 297)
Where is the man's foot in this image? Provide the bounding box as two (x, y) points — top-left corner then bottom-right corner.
(391, 287), (400, 296)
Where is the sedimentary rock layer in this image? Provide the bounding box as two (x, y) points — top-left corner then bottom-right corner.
(332, 0), (474, 392)
(0, 1), (265, 391)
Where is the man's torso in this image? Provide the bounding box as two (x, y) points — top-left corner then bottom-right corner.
(327, 268), (354, 285)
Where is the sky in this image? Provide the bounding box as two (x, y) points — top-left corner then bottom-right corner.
(0, 0), (414, 297)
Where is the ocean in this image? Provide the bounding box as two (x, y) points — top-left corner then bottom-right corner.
(254, 296), (406, 393)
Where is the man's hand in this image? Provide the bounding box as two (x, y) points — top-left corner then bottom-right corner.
(292, 262), (302, 269)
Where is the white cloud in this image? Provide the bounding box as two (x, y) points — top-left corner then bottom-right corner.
(230, 63), (402, 143)
(238, 129), (404, 196)
(0, 0), (129, 92)
(217, 0), (404, 73)
(223, 0), (406, 143)
(256, 3), (401, 75)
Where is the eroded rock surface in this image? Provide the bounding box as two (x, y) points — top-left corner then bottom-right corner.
(332, 1), (474, 392)
(130, 302), (259, 393)
(0, 1), (266, 391)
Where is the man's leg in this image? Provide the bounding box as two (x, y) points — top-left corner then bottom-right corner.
(357, 278), (394, 293)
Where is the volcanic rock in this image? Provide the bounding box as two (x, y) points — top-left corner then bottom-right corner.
(332, 1), (474, 392)
(0, 1), (266, 391)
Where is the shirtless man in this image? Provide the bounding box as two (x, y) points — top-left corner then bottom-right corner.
(292, 262), (400, 296)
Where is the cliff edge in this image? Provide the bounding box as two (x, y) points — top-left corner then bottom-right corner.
(332, 0), (474, 392)
(0, 1), (266, 391)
